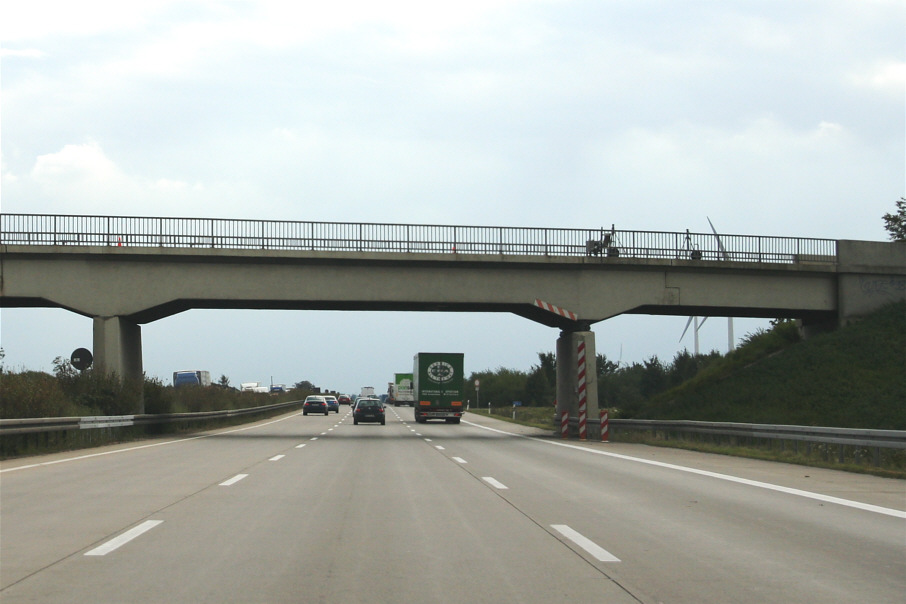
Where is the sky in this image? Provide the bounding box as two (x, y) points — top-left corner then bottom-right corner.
(1, 1), (904, 396)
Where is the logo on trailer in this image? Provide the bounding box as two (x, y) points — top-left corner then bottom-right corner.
(427, 361), (455, 383)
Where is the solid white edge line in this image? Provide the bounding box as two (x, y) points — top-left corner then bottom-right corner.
(219, 473), (248, 486)
(482, 477), (509, 489)
(85, 520), (163, 556)
(551, 524), (621, 562)
(462, 420), (906, 519)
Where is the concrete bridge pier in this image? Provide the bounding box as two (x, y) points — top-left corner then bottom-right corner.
(93, 316), (144, 412)
(556, 329), (600, 439)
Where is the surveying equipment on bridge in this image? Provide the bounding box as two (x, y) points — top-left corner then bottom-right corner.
(70, 348), (93, 371)
(683, 229), (702, 260)
(586, 225), (619, 257)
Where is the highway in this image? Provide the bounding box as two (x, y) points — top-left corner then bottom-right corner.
(1, 409), (904, 603)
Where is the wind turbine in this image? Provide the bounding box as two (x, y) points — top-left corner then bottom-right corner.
(679, 219), (736, 355)
(679, 315), (706, 356)
(707, 217), (735, 352)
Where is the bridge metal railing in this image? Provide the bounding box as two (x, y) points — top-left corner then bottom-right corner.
(0, 214), (838, 265)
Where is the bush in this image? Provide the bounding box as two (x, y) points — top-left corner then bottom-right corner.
(0, 371), (79, 418)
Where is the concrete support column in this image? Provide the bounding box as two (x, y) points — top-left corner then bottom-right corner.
(93, 315), (144, 397)
(555, 330), (599, 438)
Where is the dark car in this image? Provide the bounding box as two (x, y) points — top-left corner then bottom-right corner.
(353, 397), (385, 425)
(303, 395), (329, 416)
(324, 395), (340, 413)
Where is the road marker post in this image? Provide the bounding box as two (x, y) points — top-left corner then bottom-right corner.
(577, 341), (588, 440)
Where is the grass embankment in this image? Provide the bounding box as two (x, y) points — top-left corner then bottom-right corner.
(639, 302), (905, 429)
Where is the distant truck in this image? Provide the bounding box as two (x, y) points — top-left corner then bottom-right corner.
(173, 370), (212, 388)
(240, 382), (270, 393)
(360, 386), (376, 398)
(412, 353), (464, 424)
(389, 372), (415, 407)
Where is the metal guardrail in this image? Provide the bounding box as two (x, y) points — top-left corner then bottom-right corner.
(609, 419), (906, 449)
(0, 214), (838, 265)
(0, 400), (304, 435)
(607, 419), (906, 466)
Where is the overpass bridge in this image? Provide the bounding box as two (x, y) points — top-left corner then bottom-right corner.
(2, 214), (904, 432)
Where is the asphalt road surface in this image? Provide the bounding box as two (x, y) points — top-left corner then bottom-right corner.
(2, 409), (904, 603)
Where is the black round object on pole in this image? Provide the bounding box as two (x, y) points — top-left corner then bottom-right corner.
(71, 348), (93, 371)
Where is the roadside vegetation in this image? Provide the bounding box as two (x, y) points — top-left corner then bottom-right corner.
(467, 301), (904, 430)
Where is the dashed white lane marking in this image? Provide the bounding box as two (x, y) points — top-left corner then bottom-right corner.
(310, 437), (318, 441)
(220, 474), (248, 486)
(452, 457), (467, 463)
(551, 524), (620, 562)
(482, 477), (508, 489)
(85, 520), (163, 556)
(424, 439), (432, 442)
(295, 444), (307, 449)
(269, 455), (285, 461)
(435, 446), (445, 450)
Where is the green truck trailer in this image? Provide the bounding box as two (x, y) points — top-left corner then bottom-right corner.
(389, 372), (414, 407)
(412, 353), (465, 424)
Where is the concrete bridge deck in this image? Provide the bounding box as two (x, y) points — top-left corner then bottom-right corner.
(2, 214), (903, 424)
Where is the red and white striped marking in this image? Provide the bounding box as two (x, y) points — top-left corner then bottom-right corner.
(600, 409), (610, 442)
(577, 341), (587, 440)
(560, 410), (569, 439)
(533, 299), (578, 321)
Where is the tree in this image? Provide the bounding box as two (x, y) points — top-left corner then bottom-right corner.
(293, 380), (316, 392)
(535, 352), (556, 385)
(596, 353), (619, 377)
(217, 374), (231, 388)
(52, 355), (77, 380)
(882, 198), (906, 242)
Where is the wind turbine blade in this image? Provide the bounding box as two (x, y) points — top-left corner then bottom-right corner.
(680, 316), (694, 342)
(699, 316), (709, 329)
(707, 216), (730, 260)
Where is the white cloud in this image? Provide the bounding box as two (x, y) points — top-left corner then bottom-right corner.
(849, 61), (906, 93)
(32, 141), (120, 180)
(0, 48), (46, 59)
(0, 1), (164, 42)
